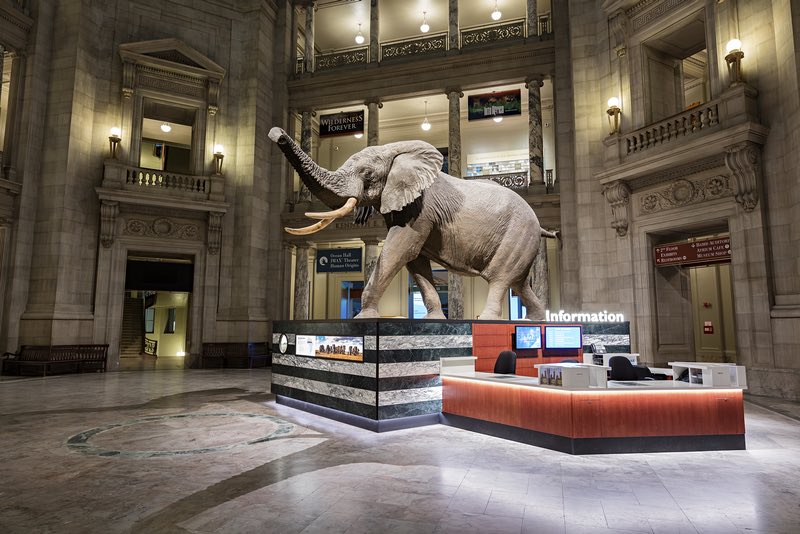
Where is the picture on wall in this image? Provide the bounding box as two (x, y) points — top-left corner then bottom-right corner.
(467, 89), (522, 121)
(295, 335), (364, 362)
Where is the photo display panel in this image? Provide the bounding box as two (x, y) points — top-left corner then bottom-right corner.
(544, 326), (583, 349)
(295, 335), (364, 362)
(515, 325), (542, 349)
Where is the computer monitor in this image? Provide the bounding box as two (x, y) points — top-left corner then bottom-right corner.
(514, 325), (542, 349)
(544, 325), (583, 349)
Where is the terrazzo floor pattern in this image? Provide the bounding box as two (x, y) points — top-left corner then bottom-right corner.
(1, 369), (799, 534)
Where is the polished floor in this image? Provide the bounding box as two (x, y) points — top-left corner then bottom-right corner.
(1, 369), (798, 534)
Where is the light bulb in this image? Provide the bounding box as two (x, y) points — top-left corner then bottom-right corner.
(420, 12), (429, 33)
(491, 1), (502, 21)
(109, 127), (121, 138)
(493, 116), (503, 123)
(725, 39), (742, 54)
(354, 133), (363, 139)
(213, 143), (224, 155)
(421, 118), (431, 131)
(607, 97), (620, 108)
(160, 123), (172, 133)
(355, 24), (365, 44)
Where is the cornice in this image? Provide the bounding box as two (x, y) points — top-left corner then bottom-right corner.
(0, 2), (33, 51)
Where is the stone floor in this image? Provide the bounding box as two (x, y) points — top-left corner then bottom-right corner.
(1, 369), (799, 534)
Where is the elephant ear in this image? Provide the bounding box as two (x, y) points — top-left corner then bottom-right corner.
(380, 142), (443, 214)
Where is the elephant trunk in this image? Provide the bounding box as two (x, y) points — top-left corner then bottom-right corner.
(269, 127), (360, 208)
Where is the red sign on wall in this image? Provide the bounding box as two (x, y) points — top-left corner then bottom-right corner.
(653, 237), (731, 267)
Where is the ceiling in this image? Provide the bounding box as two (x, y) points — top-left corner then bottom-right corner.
(645, 9), (706, 59)
(313, 0), (529, 52)
(141, 118), (193, 146)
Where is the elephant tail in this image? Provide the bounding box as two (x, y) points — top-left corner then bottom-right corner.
(541, 228), (560, 240)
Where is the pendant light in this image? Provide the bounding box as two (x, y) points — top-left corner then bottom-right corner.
(160, 123), (172, 133)
(493, 116), (503, 123)
(355, 23), (365, 44)
(491, 0), (502, 21)
(420, 11), (430, 33)
(421, 100), (432, 131)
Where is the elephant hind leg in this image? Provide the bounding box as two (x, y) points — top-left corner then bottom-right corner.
(407, 256), (445, 319)
(512, 279), (546, 321)
(477, 281), (508, 320)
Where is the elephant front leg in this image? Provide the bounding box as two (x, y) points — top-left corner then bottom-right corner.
(407, 256), (445, 319)
(355, 225), (427, 319)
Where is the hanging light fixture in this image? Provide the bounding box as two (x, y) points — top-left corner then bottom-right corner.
(160, 122), (172, 133)
(420, 11), (430, 33)
(354, 133), (363, 139)
(493, 116), (503, 123)
(421, 100), (432, 131)
(355, 23), (365, 44)
(491, 0), (502, 21)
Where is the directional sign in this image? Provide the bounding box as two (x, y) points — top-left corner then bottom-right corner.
(316, 248), (362, 273)
(654, 237), (731, 267)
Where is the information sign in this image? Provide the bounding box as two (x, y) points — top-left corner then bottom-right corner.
(653, 237), (731, 267)
(319, 111), (364, 137)
(316, 248), (362, 273)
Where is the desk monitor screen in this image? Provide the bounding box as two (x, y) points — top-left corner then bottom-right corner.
(544, 326), (583, 349)
(514, 325), (542, 349)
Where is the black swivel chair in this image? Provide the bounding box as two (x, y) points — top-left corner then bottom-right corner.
(608, 356), (656, 381)
(494, 350), (517, 374)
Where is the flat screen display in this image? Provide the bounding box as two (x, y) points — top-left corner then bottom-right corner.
(544, 326), (583, 349)
(514, 326), (542, 349)
(295, 335), (364, 362)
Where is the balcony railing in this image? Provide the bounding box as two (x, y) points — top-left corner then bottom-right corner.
(461, 19), (526, 49)
(144, 337), (157, 357)
(125, 166), (209, 199)
(625, 101), (720, 156)
(381, 33), (448, 61)
(316, 46), (369, 71)
(466, 171), (529, 190)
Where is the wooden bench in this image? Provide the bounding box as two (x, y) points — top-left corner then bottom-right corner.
(1, 344), (109, 376)
(200, 342), (271, 369)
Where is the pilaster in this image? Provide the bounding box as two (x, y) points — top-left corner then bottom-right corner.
(366, 98), (382, 147)
(526, 76), (544, 185)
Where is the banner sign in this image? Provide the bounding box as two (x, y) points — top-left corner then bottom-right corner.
(316, 248), (362, 273)
(319, 111), (364, 137)
(653, 236), (731, 267)
(467, 89), (522, 121)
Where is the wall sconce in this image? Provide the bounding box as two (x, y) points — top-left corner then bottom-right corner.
(213, 144), (224, 174)
(355, 23), (365, 45)
(606, 97), (621, 134)
(725, 39), (744, 86)
(108, 127), (121, 159)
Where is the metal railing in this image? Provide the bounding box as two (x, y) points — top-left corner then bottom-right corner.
(315, 46), (369, 71)
(466, 171), (529, 190)
(144, 337), (157, 357)
(381, 32), (448, 61)
(461, 19), (526, 48)
(624, 101), (720, 155)
(125, 166), (208, 198)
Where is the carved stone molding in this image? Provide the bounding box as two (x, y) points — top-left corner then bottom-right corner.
(725, 142), (761, 212)
(123, 217), (200, 240)
(628, 0), (689, 32)
(639, 175), (733, 215)
(602, 180), (631, 237)
(100, 201), (119, 248)
(207, 212), (223, 255)
(608, 10), (628, 57)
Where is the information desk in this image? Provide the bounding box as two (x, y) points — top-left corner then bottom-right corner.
(441, 362), (746, 454)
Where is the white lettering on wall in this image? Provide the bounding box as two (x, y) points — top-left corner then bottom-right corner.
(545, 310), (625, 323)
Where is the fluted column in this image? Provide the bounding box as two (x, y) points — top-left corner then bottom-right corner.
(293, 242), (315, 320)
(363, 238), (381, 285)
(446, 88), (464, 319)
(366, 98), (382, 146)
(290, 5), (299, 74)
(282, 243), (295, 320)
(369, 0), (379, 63)
(304, 3), (315, 73)
(448, 0), (459, 51)
(526, 77), (544, 185)
(527, 0), (538, 36)
(532, 237), (549, 309)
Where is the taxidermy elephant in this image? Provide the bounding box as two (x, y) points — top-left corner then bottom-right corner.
(269, 127), (557, 320)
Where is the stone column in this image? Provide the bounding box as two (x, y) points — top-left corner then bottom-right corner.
(527, 0), (538, 37)
(446, 88), (464, 319)
(0, 44), (5, 136)
(366, 98), (381, 146)
(282, 243), (295, 320)
(526, 77), (544, 186)
(363, 238), (381, 285)
(290, 5), (299, 74)
(531, 237), (549, 309)
(298, 110), (314, 200)
(293, 242), (315, 320)
(304, 3), (315, 74)
(448, 0), (459, 51)
(369, 0), (379, 62)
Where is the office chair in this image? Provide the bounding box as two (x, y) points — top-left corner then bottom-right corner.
(608, 356), (655, 381)
(494, 350), (517, 374)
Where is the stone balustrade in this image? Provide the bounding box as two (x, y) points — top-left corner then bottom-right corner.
(624, 102), (720, 156)
(125, 166), (209, 198)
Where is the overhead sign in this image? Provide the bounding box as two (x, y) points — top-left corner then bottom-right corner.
(467, 89), (522, 121)
(319, 111), (364, 137)
(654, 236), (731, 267)
(316, 248), (362, 273)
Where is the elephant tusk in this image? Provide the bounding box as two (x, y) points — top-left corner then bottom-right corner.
(304, 197), (358, 220)
(284, 217), (337, 236)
